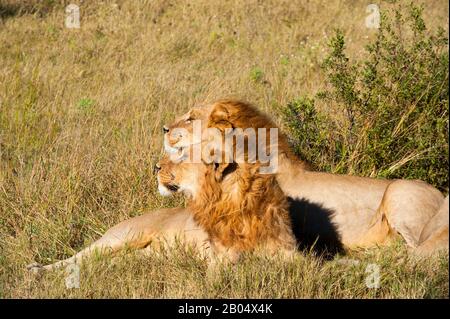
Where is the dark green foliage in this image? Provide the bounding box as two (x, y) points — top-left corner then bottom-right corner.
(283, 3), (449, 192)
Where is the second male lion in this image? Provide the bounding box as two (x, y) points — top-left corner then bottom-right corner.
(163, 99), (448, 256)
(156, 146), (297, 265)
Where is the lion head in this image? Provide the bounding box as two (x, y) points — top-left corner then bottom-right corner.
(163, 104), (213, 154)
(163, 99), (310, 171)
(155, 151), (207, 198)
(155, 147), (296, 258)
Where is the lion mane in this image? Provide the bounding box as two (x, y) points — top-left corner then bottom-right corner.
(188, 154), (296, 259)
(207, 99), (311, 170)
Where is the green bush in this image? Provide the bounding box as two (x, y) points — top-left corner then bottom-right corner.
(282, 3), (449, 192)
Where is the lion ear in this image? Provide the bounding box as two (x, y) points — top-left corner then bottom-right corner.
(187, 108), (198, 119)
(208, 104), (233, 132)
(213, 162), (236, 182)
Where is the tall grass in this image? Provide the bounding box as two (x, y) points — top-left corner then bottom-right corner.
(0, 0), (448, 298)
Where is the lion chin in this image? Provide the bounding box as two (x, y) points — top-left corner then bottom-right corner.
(158, 184), (173, 197)
(164, 140), (180, 154)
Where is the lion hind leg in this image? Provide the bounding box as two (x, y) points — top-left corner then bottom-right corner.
(356, 203), (392, 248)
(381, 180), (444, 249)
(415, 226), (449, 257)
(414, 195), (449, 257)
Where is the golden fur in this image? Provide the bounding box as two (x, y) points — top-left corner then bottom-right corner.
(163, 99), (448, 256)
(156, 151), (296, 263)
(163, 104), (213, 154)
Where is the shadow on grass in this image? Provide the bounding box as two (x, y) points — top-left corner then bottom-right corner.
(288, 197), (344, 260)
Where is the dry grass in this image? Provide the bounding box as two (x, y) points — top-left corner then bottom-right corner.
(4, 242), (450, 298)
(0, 0), (448, 298)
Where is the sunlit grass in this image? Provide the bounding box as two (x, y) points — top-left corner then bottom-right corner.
(0, 0), (448, 298)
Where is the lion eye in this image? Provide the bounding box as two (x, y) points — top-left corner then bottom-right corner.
(185, 119), (192, 123)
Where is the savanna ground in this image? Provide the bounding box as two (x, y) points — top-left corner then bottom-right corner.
(0, 0), (448, 298)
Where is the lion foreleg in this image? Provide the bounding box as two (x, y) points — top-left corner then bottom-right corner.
(27, 219), (152, 272)
(27, 208), (200, 272)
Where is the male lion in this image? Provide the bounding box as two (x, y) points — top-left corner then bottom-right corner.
(163, 99), (448, 256)
(156, 148), (297, 264)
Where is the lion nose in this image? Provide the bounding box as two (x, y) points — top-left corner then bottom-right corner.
(153, 163), (161, 174)
(163, 126), (169, 134)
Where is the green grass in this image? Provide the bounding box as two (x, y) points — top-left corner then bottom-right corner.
(0, 0), (448, 298)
